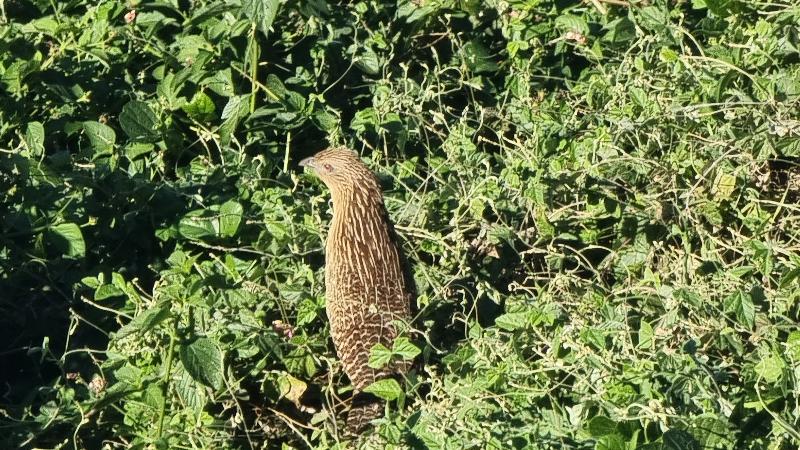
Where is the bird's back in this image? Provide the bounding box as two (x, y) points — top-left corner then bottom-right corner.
(325, 194), (411, 391)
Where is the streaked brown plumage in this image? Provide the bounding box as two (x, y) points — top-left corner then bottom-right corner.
(300, 147), (412, 433)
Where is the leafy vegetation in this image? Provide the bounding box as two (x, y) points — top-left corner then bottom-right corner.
(2, 0), (800, 448)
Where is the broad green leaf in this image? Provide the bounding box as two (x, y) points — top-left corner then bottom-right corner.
(81, 276), (100, 289)
(587, 415), (617, 437)
(242, 0), (280, 37)
(461, 40), (497, 74)
(754, 353), (785, 383)
(142, 383), (164, 409)
(264, 73), (287, 100)
(157, 73), (186, 110)
(182, 91), (216, 122)
(368, 343), (393, 369)
(116, 305), (170, 338)
(1, 59), (40, 94)
(295, 299), (319, 326)
(663, 429), (700, 450)
(95, 284), (125, 300)
(355, 47), (380, 75)
(176, 34), (211, 64)
(119, 100), (159, 142)
(723, 290), (755, 329)
(637, 321), (654, 349)
(603, 18), (636, 44)
(204, 69), (234, 97)
(175, 365), (207, 410)
(392, 337), (421, 360)
(283, 347), (317, 378)
(49, 223), (85, 258)
(219, 95), (250, 145)
(277, 373), (307, 404)
(313, 108), (338, 131)
(705, 0), (738, 17)
(786, 332), (800, 360)
(178, 213), (216, 240)
(495, 312), (529, 331)
(21, 16), (59, 35)
(711, 171), (736, 201)
(25, 121), (45, 156)
(180, 337), (224, 390)
(596, 434), (626, 450)
(690, 416), (733, 449)
(363, 378), (402, 401)
(82, 121), (116, 153)
(219, 200), (243, 237)
(555, 14), (589, 35)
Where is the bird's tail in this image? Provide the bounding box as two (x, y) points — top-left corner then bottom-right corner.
(346, 392), (383, 434)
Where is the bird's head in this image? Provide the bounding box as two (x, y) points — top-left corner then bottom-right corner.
(300, 147), (379, 197)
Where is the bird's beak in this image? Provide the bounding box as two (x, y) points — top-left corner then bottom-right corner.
(299, 157), (315, 168)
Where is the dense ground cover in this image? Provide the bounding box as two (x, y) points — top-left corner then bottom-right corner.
(2, 0), (800, 448)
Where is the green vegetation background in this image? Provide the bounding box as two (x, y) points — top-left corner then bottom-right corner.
(2, 0), (800, 448)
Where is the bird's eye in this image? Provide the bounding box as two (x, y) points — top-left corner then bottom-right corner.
(323, 163), (334, 172)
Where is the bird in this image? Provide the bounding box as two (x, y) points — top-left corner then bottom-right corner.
(299, 146), (413, 434)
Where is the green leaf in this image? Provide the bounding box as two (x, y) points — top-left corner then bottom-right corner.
(157, 73), (186, 110)
(178, 212), (217, 240)
(355, 47), (380, 75)
(277, 373), (307, 404)
(711, 171), (736, 201)
(182, 91), (216, 122)
(119, 100), (160, 142)
(603, 18), (636, 44)
(116, 305), (170, 338)
(81, 276), (100, 289)
(295, 299), (319, 326)
(48, 223), (85, 258)
(723, 290), (755, 329)
(637, 321), (654, 349)
(754, 353), (785, 383)
(786, 332), (800, 360)
(587, 415), (618, 437)
(21, 16), (59, 35)
(392, 337), (421, 360)
(219, 201), (243, 237)
(125, 142), (154, 161)
(461, 40), (497, 74)
(368, 343), (393, 369)
(705, 0), (738, 17)
(82, 121), (116, 154)
(1, 59), (40, 94)
(555, 14), (590, 35)
(596, 434), (626, 450)
(95, 284), (125, 300)
(176, 34), (211, 64)
(264, 73), (287, 101)
(175, 366), (207, 410)
(283, 347), (317, 378)
(363, 378), (402, 401)
(25, 121), (45, 156)
(242, 0), (280, 37)
(180, 337), (224, 390)
(204, 69), (234, 97)
(312, 108), (338, 131)
(495, 312), (529, 331)
(663, 429), (700, 450)
(219, 95), (250, 145)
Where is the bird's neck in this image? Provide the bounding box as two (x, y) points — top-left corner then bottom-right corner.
(328, 186), (387, 243)
(331, 187), (383, 218)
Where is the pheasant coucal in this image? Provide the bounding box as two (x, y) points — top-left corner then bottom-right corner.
(300, 147), (413, 433)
